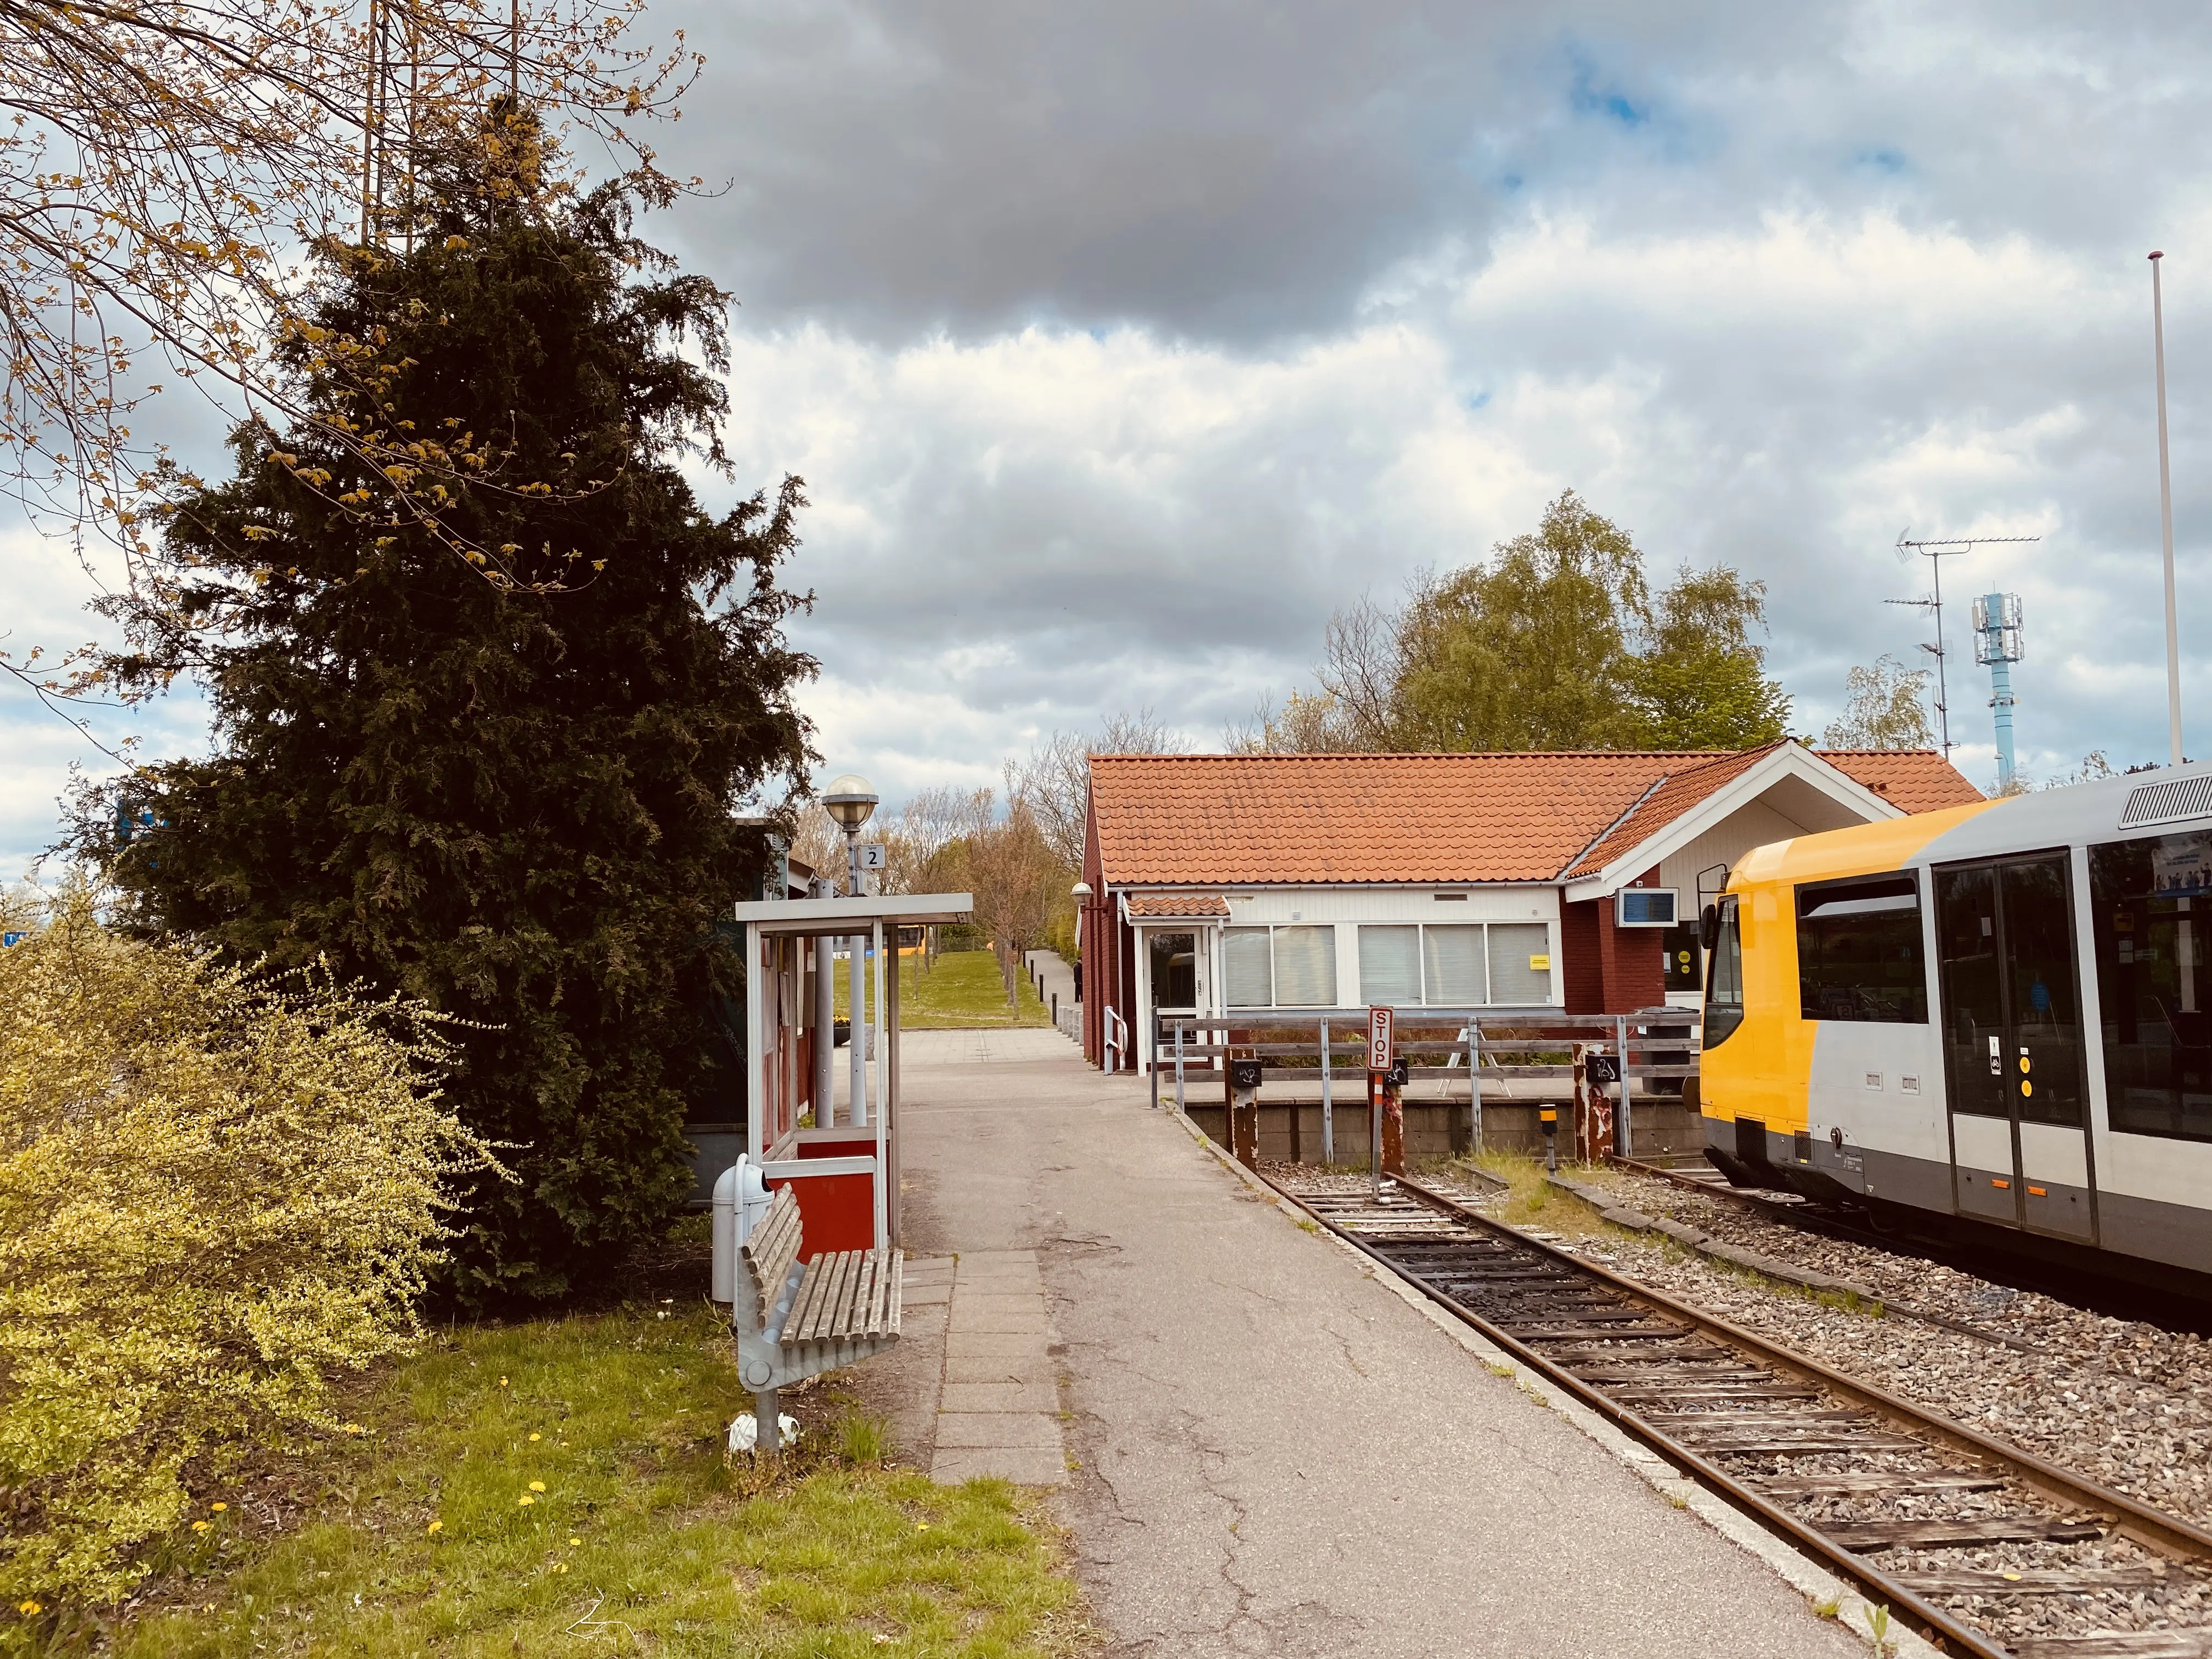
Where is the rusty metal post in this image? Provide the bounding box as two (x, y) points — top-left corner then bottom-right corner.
(1228, 1056), (1261, 1166)
(1540, 1107), (1559, 1171)
(1381, 1068), (1406, 1176)
(1572, 1041), (1593, 1162)
(1573, 1042), (1616, 1163)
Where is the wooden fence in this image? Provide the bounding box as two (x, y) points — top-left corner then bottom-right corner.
(1156, 1008), (1701, 1161)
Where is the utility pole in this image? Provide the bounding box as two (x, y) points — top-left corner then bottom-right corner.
(1888, 532), (2041, 758)
(2152, 251), (2185, 766)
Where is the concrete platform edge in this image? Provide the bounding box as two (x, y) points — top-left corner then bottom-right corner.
(1165, 1108), (1939, 1659)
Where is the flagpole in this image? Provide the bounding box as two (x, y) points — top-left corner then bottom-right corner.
(2152, 250), (2184, 766)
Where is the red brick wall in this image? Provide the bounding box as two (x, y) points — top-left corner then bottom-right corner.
(1560, 899), (1604, 1014)
(1562, 893), (1665, 1014)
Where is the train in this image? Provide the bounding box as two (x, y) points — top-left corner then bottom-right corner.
(1697, 760), (2212, 1282)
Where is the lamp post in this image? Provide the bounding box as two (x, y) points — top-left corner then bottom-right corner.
(1070, 881), (1092, 1042)
(822, 774), (878, 1127)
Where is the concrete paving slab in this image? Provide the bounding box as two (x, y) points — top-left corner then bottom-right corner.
(901, 1283), (952, 1306)
(930, 1446), (1069, 1486)
(933, 1411), (1063, 1450)
(945, 1308), (1053, 1334)
(890, 1025), (1865, 1659)
(944, 1355), (1059, 1386)
(944, 1329), (1053, 1358)
(938, 1381), (1056, 1413)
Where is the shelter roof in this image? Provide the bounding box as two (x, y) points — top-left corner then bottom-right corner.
(1123, 892), (1231, 918)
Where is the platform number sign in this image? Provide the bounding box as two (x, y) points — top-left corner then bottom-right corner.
(859, 844), (886, 870)
(1367, 1005), (1394, 1073)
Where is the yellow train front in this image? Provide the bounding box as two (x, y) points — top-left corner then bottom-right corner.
(1697, 762), (2212, 1283)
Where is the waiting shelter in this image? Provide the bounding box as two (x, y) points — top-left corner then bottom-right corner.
(727, 891), (974, 1255)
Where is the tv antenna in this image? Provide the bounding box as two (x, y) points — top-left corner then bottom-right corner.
(1885, 531), (2042, 757)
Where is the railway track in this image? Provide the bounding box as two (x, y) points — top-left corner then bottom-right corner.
(1265, 1166), (2212, 1659)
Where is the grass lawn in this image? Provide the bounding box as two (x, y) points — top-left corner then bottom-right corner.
(836, 950), (1055, 1031)
(48, 1297), (1087, 1658)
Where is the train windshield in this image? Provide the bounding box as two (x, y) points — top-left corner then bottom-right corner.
(1705, 896), (1745, 1047)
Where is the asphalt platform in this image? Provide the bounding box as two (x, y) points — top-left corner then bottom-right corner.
(884, 1023), (1866, 1659)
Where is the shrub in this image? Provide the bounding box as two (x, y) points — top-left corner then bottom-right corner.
(0, 890), (499, 1608)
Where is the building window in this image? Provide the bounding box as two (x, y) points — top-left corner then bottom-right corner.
(1271, 925), (1338, 1006)
(1358, 926), (1422, 1005)
(1486, 923), (1551, 1005)
(1223, 928), (1273, 1008)
(2089, 830), (2212, 1142)
(1796, 872), (1927, 1023)
(1423, 924), (1486, 1004)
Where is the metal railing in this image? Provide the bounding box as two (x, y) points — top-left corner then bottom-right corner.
(1158, 1008), (1700, 1159)
(1103, 1005), (1129, 1071)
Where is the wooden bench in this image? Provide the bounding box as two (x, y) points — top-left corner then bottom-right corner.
(733, 1185), (902, 1458)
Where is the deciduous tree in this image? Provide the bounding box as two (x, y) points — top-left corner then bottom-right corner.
(1821, 654), (1936, 750)
(1259, 492), (1790, 754)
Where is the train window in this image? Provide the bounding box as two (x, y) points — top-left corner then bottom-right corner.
(1796, 873), (1928, 1024)
(1704, 896), (1745, 1047)
(2089, 830), (2212, 1142)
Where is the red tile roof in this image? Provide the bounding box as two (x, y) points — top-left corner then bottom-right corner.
(1816, 750), (1987, 814)
(1560, 747), (1778, 879)
(1124, 893), (1231, 918)
(1090, 746), (1979, 887)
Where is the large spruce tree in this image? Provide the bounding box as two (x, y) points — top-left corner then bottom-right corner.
(91, 111), (815, 1301)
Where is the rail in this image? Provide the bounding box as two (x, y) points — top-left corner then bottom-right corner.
(1103, 1004), (1128, 1072)
(1265, 1166), (2212, 1659)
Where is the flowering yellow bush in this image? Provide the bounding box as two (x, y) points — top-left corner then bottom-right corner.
(0, 890), (500, 1606)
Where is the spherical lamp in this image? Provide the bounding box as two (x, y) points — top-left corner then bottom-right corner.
(821, 774), (879, 834)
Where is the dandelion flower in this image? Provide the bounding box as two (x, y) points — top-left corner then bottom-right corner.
(915, 1522), (929, 1531)
(518, 1496), (535, 1507)
(19, 1601), (41, 1615)
(528, 1481), (545, 1492)
(568, 1537), (581, 1546)
(499, 1376), (509, 1386)
(211, 1503), (227, 1513)
(426, 1521), (443, 1535)
(191, 1521), (211, 1532)
(554, 1564), (568, 1575)
(528, 1432), (541, 1442)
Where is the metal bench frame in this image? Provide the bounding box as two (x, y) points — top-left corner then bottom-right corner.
(733, 1185), (902, 1458)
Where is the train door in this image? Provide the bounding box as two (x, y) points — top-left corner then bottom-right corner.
(1933, 854), (2096, 1242)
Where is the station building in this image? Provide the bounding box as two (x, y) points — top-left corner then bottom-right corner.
(1077, 742), (1980, 1076)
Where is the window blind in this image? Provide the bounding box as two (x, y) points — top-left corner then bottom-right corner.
(1423, 925), (1485, 1005)
(1359, 926), (1423, 1005)
(1272, 926), (1338, 1006)
(1223, 928), (1273, 1008)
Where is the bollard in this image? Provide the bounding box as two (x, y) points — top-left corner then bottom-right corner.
(1541, 1107), (1559, 1172)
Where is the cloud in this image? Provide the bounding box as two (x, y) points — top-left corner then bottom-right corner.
(13, 0), (2212, 857)
(715, 201), (2209, 798)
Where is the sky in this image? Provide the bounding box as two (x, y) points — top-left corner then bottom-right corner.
(9, 0), (2212, 873)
